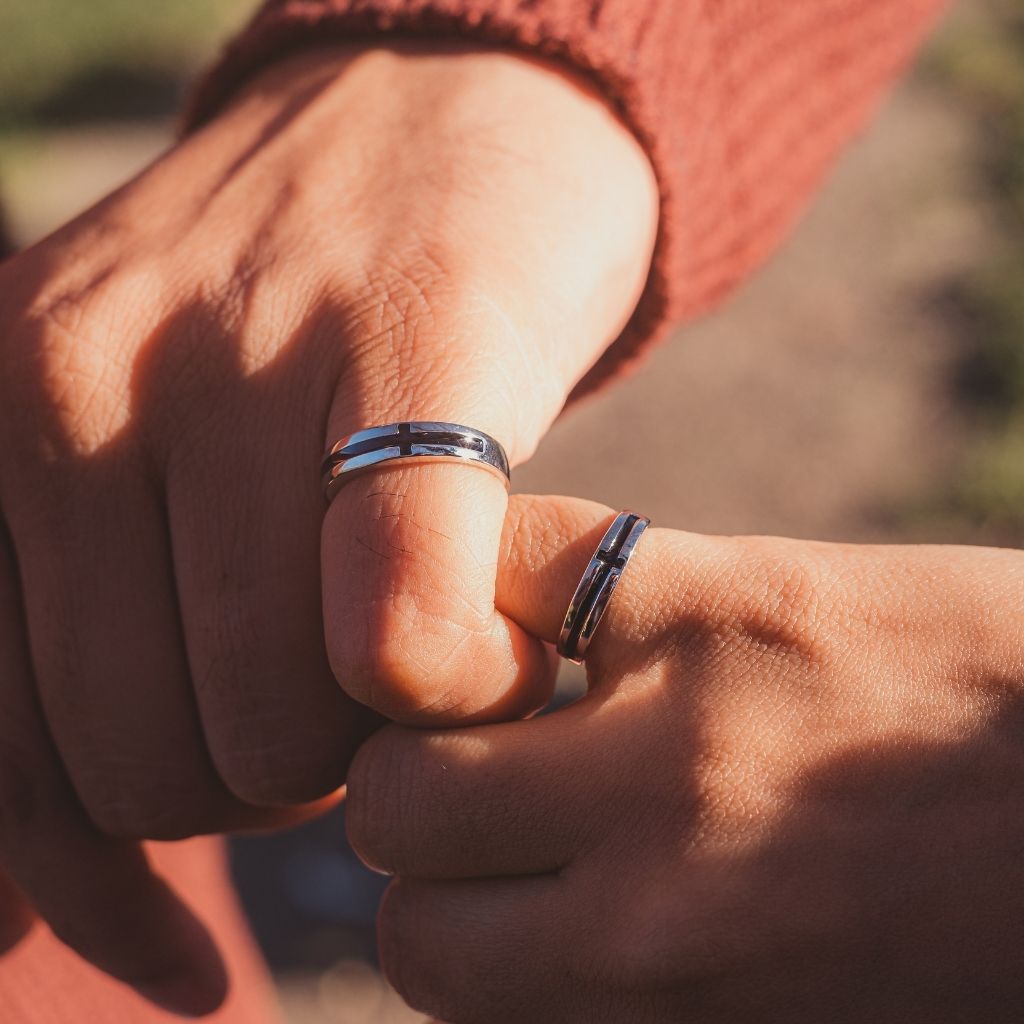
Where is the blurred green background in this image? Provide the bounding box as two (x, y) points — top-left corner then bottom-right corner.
(0, 1), (247, 129)
(0, 1), (1022, 1021)
(919, 0), (1024, 536)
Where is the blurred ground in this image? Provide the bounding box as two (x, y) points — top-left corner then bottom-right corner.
(0, 3), (1016, 1022)
(519, 81), (982, 541)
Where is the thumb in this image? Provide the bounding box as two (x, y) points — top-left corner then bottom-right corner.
(322, 400), (556, 727)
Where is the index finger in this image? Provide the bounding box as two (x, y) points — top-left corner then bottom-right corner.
(345, 713), (605, 880)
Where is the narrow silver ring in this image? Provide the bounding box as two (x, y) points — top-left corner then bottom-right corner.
(321, 421), (510, 502)
(556, 511), (650, 665)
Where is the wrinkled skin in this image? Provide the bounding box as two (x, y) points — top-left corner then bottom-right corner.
(348, 494), (1024, 1024)
(0, 46), (657, 1013)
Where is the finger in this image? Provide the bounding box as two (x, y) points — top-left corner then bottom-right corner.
(378, 876), (572, 1024)
(161, 323), (377, 807)
(6, 455), (244, 839)
(322, 398), (556, 727)
(338, 498), (704, 882)
(346, 715), (610, 879)
(497, 494), (717, 679)
(0, 520), (227, 1015)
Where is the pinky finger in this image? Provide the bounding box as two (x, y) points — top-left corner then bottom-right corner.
(0, 521), (227, 1016)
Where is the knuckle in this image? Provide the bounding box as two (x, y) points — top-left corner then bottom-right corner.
(210, 722), (350, 807)
(378, 877), (543, 1024)
(376, 880), (416, 1000)
(0, 731), (205, 844)
(378, 877), (539, 1024)
(346, 729), (418, 873)
(3, 286), (139, 461)
(376, 880), (460, 1021)
(82, 791), (157, 840)
(750, 553), (824, 646)
(354, 254), (449, 346)
(961, 550), (1024, 675)
(719, 540), (839, 668)
(503, 496), (609, 578)
(75, 768), (213, 841)
(338, 253), (459, 403)
(335, 253), (544, 456)
(603, 858), (736, 990)
(189, 602), (353, 807)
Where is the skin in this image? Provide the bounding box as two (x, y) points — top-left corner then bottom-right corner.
(0, 45), (657, 1014)
(347, 494), (1024, 1024)
(3, 32), (1021, 1024)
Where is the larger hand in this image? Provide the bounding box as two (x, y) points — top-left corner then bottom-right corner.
(0, 47), (656, 1012)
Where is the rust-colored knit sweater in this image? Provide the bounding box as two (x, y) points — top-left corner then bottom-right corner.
(188, 0), (948, 399)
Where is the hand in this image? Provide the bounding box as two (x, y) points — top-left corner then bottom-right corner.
(0, 48), (657, 1011)
(347, 494), (1024, 1024)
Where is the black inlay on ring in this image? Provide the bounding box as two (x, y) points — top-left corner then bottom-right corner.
(561, 514), (643, 661)
(321, 422), (508, 482)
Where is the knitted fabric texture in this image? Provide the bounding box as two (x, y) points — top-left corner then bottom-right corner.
(185, 0), (948, 400)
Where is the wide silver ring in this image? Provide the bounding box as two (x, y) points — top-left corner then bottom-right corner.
(556, 511), (650, 665)
(321, 421), (510, 502)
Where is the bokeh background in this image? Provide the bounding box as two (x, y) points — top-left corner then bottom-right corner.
(2, 1), (1022, 1020)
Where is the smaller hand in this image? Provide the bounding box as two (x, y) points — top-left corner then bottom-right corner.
(347, 495), (1024, 1024)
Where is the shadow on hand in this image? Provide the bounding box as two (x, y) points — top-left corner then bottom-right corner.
(664, 692), (1024, 1024)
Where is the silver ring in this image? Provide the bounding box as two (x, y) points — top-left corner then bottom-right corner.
(321, 421), (510, 501)
(556, 511), (650, 665)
